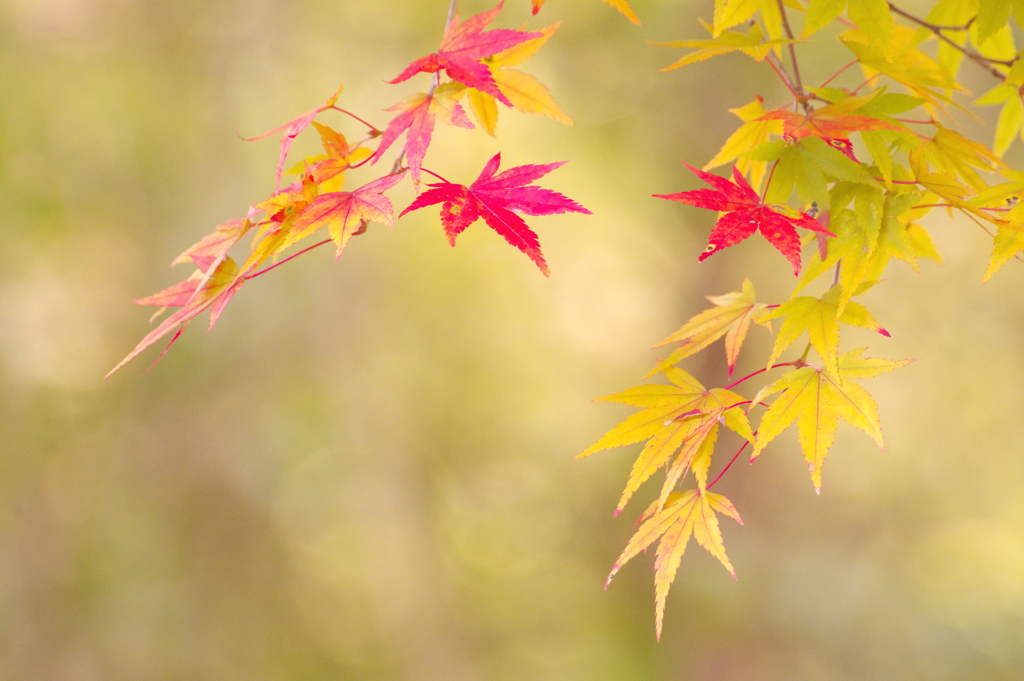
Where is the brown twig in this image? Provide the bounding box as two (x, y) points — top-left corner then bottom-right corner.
(776, 0), (810, 112)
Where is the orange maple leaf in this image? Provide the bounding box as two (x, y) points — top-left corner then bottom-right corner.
(759, 100), (902, 161)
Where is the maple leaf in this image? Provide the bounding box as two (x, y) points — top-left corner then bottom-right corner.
(578, 366), (753, 513)
(274, 172), (407, 258)
(655, 163), (835, 275)
(653, 20), (796, 71)
(601, 0), (642, 25)
(750, 348), (913, 492)
(984, 201), (1024, 281)
(283, 122), (374, 194)
(839, 26), (961, 110)
(704, 96), (782, 191)
(387, 1), (540, 106)
(648, 278), (769, 377)
(171, 217), (251, 269)
(106, 256), (243, 378)
(463, 22), (573, 136)
(606, 489), (741, 639)
(916, 125), (1006, 193)
(762, 285), (889, 378)
(803, 0), (895, 59)
(371, 84), (474, 184)
(399, 153), (590, 275)
(242, 85), (344, 190)
(759, 95), (903, 162)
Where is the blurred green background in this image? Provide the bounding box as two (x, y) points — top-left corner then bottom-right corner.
(2, 0), (1023, 678)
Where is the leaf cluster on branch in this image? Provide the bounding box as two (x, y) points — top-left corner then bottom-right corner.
(581, 0), (1024, 639)
(108, 0), (588, 378)
(112, 0), (1024, 641)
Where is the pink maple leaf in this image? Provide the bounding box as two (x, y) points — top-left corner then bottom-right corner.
(388, 1), (540, 106)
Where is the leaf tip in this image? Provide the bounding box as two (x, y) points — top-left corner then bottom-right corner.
(878, 327), (891, 337)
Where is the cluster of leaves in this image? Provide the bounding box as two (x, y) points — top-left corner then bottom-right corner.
(109, 0), (592, 377)
(111, 0), (1024, 642)
(584, 0), (1024, 638)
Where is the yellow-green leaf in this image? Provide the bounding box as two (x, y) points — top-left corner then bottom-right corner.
(803, 0), (846, 38)
(763, 285), (888, 377)
(751, 348), (912, 491)
(848, 0), (894, 61)
(705, 97), (783, 190)
(648, 278), (768, 377)
(467, 89), (499, 136)
(714, 0), (761, 36)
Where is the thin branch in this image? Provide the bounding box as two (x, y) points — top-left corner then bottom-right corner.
(761, 159), (781, 199)
(830, 260), (841, 287)
(248, 239), (332, 279)
(707, 437), (752, 490)
(328, 106), (381, 134)
(819, 59), (859, 89)
(851, 72), (884, 94)
(887, 2), (1011, 80)
(776, 0), (810, 112)
(420, 166), (452, 183)
(765, 53), (802, 103)
(724, 362), (795, 391)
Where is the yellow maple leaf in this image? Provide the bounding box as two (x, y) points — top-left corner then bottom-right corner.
(607, 489), (741, 639)
(579, 367), (753, 513)
(750, 348), (912, 491)
(462, 23), (572, 135)
(763, 285), (889, 379)
(653, 21), (796, 72)
(648, 278), (769, 378)
(704, 97), (782, 191)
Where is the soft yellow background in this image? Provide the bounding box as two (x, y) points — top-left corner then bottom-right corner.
(1, 0), (1022, 678)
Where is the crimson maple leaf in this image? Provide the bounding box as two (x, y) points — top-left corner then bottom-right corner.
(388, 1), (540, 106)
(399, 153), (590, 275)
(656, 164), (834, 275)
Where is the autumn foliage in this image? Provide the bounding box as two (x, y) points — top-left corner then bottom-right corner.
(107, 0), (583, 378)
(578, 0), (1024, 639)
(113, 0), (1024, 642)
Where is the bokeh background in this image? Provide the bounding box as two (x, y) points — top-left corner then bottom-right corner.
(2, 0), (1023, 678)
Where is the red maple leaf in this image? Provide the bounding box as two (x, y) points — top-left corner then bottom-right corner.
(387, 1), (540, 106)
(399, 153), (591, 276)
(370, 86), (474, 184)
(655, 164), (834, 275)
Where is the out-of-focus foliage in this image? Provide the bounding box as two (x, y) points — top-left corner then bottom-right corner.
(1, 0), (1023, 678)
